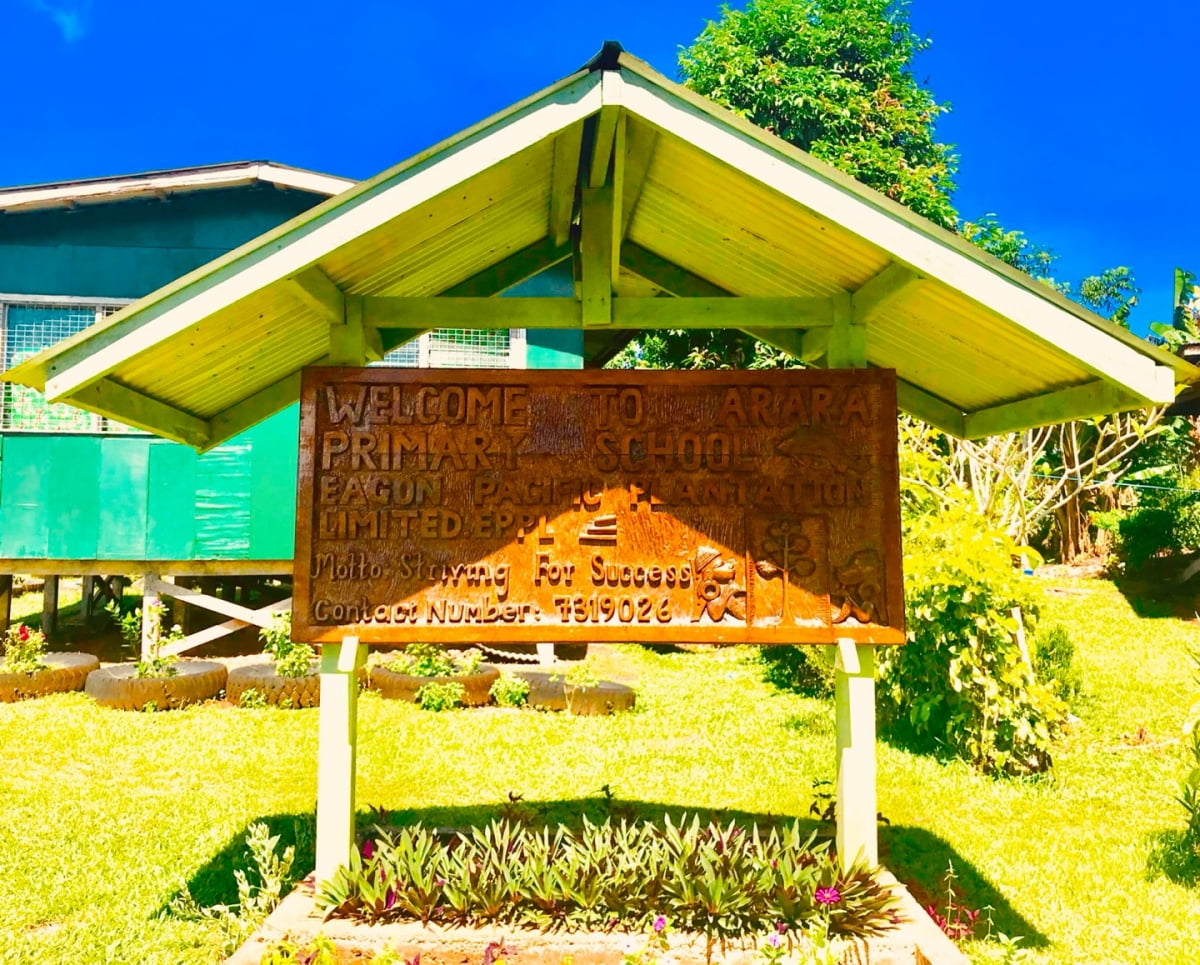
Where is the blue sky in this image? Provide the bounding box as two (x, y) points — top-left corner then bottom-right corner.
(2, 0), (1195, 333)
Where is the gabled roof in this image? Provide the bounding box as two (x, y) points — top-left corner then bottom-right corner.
(4, 44), (1193, 450)
(0, 161), (354, 214)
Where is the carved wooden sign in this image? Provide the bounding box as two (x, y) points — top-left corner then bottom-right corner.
(293, 368), (904, 645)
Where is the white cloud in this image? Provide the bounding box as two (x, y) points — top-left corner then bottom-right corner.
(26, 0), (91, 43)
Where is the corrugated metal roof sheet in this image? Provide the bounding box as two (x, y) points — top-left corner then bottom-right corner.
(3, 48), (1192, 449)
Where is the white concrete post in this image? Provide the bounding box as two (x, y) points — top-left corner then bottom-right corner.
(835, 638), (877, 869)
(316, 636), (368, 884)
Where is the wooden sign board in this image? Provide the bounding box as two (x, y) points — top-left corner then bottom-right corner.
(293, 368), (904, 645)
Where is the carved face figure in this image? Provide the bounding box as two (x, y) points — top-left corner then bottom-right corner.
(693, 547), (747, 623)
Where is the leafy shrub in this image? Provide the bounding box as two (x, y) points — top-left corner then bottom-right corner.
(563, 658), (600, 689)
(1033, 624), (1082, 705)
(318, 816), (899, 940)
(879, 506), (1068, 775)
(238, 688), (268, 710)
(756, 645), (835, 697)
(2, 623), (47, 673)
(386, 643), (482, 677)
(171, 822), (297, 955)
(490, 672), (531, 708)
(1103, 462), (1200, 572)
(260, 611), (314, 678)
(415, 681), (465, 711)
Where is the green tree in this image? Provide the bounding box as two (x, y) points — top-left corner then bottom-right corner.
(680, 0), (959, 229)
(614, 0), (958, 371)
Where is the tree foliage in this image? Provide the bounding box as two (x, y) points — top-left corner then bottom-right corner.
(680, 0), (958, 228)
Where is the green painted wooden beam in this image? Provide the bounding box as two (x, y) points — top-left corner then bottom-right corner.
(579, 183), (617, 327)
(588, 105), (620, 189)
(814, 293), (865, 368)
(963, 380), (1141, 439)
(208, 368), (312, 450)
(619, 296), (833, 329)
(741, 327), (810, 361)
(328, 295), (381, 365)
(851, 262), (920, 323)
(549, 128), (583, 247)
(286, 265), (345, 326)
(361, 296), (836, 330)
(621, 243), (727, 297)
(442, 237), (572, 298)
(379, 328), (427, 354)
(620, 123), (658, 240)
(65, 379), (210, 449)
(895, 380), (965, 436)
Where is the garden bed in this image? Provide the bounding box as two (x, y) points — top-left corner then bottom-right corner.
(225, 873), (965, 965)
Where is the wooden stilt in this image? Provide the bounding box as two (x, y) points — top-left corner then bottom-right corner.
(0, 576), (11, 635)
(316, 636), (367, 884)
(41, 576), (59, 638)
(82, 575), (96, 620)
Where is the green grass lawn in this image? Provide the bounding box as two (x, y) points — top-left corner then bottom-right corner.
(0, 577), (1198, 964)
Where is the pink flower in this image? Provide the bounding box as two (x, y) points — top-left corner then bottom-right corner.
(652, 915), (667, 933)
(814, 887), (841, 906)
(362, 839), (375, 860)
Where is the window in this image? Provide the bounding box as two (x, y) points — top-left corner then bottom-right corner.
(378, 328), (525, 369)
(0, 298), (131, 432)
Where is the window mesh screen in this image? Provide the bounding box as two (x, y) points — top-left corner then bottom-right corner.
(2, 304), (104, 431)
(378, 329), (522, 369)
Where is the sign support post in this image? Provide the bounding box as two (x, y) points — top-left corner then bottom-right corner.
(828, 310), (878, 871)
(835, 638), (877, 867)
(316, 635), (367, 884)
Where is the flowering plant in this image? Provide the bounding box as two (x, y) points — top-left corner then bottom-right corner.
(758, 922), (842, 965)
(620, 915), (671, 965)
(2, 623), (47, 673)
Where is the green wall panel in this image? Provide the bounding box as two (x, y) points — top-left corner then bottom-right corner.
(146, 444), (197, 560)
(527, 330), (584, 369)
(0, 436), (51, 557)
(46, 437), (102, 559)
(98, 438), (150, 558)
(194, 443), (253, 557)
(248, 406), (299, 559)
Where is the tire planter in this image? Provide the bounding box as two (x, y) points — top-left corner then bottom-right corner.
(226, 661), (320, 708)
(368, 663), (500, 706)
(511, 669), (567, 711)
(84, 660), (228, 711)
(0, 652), (100, 702)
(563, 681), (636, 716)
